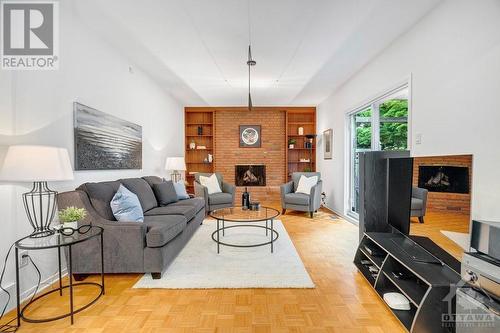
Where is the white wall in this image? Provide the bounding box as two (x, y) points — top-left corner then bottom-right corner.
(0, 0), (184, 311)
(317, 0), (500, 221)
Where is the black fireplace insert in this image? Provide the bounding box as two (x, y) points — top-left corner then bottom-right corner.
(235, 165), (266, 186)
(418, 166), (469, 194)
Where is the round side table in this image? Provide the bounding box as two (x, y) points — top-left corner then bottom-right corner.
(14, 225), (104, 326)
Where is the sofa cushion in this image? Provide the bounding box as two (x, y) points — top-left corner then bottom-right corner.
(195, 172), (223, 188)
(153, 181), (178, 206)
(292, 172), (321, 191)
(411, 198), (423, 210)
(168, 197), (204, 213)
(144, 205), (197, 221)
(110, 185), (144, 222)
(120, 178), (158, 212)
(208, 192), (233, 205)
(199, 174), (222, 194)
(144, 215), (186, 247)
(284, 193), (310, 206)
(142, 176), (163, 188)
(295, 175), (318, 195)
(173, 181), (190, 200)
(78, 181), (120, 220)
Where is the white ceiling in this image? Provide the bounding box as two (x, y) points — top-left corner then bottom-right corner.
(75, 0), (441, 106)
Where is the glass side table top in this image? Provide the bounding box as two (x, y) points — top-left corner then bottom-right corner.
(15, 225), (103, 250)
(209, 206), (280, 222)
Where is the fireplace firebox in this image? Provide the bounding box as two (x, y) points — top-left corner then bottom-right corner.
(418, 166), (469, 194)
(235, 165), (266, 186)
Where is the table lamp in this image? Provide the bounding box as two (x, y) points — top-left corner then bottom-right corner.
(0, 145), (74, 237)
(165, 157), (186, 183)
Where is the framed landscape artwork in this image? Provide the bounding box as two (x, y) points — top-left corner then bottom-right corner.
(323, 129), (333, 159)
(74, 102), (142, 170)
(239, 125), (261, 148)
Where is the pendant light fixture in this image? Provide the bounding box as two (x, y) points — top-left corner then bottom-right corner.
(247, 45), (256, 110)
(246, 0), (256, 110)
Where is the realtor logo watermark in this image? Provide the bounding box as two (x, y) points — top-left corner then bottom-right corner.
(1, 0), (59, 70)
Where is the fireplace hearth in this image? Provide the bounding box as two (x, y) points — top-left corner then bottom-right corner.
(235, 165), (266, 186)
(418, 165), (469, 194)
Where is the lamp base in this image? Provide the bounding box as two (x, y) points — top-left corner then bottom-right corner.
(23, 181), (58, 237)
(170, 171), (182, 183)
(30, 229), (56, 239)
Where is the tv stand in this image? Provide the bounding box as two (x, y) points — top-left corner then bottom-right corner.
(354, 232), (462, 333)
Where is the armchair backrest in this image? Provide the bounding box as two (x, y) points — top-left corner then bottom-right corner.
(292, 172), (321, 191)
(194, 172), (223, 187)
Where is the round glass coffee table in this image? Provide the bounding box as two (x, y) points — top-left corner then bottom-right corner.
(209, 206), (280, 253)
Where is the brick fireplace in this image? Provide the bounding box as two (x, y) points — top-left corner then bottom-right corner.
(412, 155), (472, 214)
(214, 109), (286, 202)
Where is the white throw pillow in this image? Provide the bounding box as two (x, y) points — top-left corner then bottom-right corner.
(295, 175), (318, 195)
(199, 174), (222, 195)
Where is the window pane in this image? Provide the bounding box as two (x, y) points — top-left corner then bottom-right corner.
(355, 108), (372, 149)
(379, 99), (408, 150)
(351, 107), (372, 215)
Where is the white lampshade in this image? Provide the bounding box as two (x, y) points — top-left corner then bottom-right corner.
(165, 157), (186, 171)
(0, 145), (74, 182)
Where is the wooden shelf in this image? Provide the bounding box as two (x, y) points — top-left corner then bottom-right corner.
(285, 108), (316, 180)
(185, 109), (215, 189)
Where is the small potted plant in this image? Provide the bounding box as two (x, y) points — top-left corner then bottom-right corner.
(58, 206), (87, 230)
(288, 138), (297, 149)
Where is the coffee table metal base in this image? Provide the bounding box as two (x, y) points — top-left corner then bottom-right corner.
(211, 219), (279, 253)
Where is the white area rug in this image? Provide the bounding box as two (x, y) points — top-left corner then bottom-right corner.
(441, 230), (470, 250)
(133, 219), (315, 289)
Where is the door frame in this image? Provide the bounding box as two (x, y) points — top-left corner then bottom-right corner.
(344, 76), (413, 221)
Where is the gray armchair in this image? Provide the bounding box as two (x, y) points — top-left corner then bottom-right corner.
(281, 172), (322, 218)
(411, 187), (428, 223)
(194, 172), (235, 213)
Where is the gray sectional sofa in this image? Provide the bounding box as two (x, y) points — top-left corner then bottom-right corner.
(57, 176), (204, 279)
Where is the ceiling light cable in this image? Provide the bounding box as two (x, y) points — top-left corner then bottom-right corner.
(247, 0), (256, 110)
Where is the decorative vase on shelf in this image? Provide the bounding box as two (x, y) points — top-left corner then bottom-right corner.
(289, 144), (294, 149)
(189, 139), (196, 150)
(298, 127), (304, 135)
(208, 153), (213, 163)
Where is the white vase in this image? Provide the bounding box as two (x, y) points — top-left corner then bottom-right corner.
(63, 221), (78, 229)
(289, 144), (294, 149)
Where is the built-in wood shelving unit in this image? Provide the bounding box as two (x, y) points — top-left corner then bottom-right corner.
(184, 108), (215, 193)
(285, 108), (317, 181)
(184, 107), (316, 194)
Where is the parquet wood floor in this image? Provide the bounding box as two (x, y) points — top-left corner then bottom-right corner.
(3, 204), (465, 332)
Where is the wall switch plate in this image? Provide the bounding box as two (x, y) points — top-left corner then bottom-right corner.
(19, 251), (29, 268)
(415, 133), (422, 145)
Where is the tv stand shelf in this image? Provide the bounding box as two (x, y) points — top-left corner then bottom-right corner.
(354, 232), (461, 333)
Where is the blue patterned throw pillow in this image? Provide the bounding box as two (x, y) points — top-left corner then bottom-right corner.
(110, 184), (144, 222)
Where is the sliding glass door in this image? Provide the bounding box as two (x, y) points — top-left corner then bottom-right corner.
(347, 86), (409, 219)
